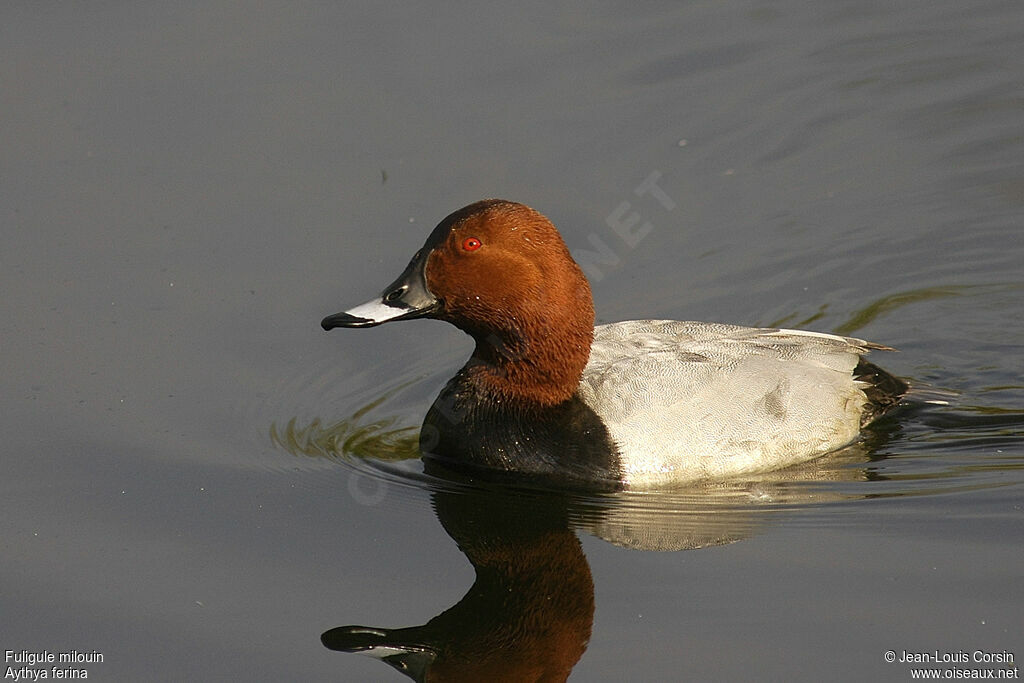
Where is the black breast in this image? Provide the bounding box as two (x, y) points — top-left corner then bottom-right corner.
(420, 370), (623, 491)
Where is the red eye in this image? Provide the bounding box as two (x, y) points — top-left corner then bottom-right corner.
(462, 237), (482, 251)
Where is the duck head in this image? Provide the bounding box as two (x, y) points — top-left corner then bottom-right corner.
(322, 200), (596, 407)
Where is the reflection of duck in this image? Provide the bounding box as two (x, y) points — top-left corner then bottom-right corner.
(322, 200), (907, 489)
(582, 441), (878, 551)
(320, 443), (888, 679)
(322, 489), (594, 682)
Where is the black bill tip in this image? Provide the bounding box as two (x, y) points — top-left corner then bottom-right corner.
(321, 312), (379, 330)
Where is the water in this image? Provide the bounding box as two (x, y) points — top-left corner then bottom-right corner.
(2, 2), (1022, 680)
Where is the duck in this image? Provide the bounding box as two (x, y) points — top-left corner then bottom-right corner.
(321, 199), (907, 490)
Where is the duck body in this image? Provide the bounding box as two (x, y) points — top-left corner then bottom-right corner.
(322, 199), (907, 490)
(582, 321), (893, 487)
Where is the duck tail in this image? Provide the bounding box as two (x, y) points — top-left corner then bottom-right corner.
(854, 358), (910, 426)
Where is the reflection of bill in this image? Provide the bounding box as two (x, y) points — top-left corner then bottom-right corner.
(322, 488), (594, 681)
(319, 444), (875, 680)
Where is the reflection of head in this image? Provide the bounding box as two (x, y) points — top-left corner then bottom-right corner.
(322, 488), (594, 682)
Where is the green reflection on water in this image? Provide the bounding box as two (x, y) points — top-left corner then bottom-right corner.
(271, 390), (420, 461)
(834, 286), (965, 336)
(765, 303), (830, 330)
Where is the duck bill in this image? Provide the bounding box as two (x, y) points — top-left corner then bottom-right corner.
(321, 625), (436, 680)
(321, 249), (439, 330)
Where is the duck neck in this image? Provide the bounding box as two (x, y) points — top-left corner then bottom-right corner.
(463, 307), (594, 409)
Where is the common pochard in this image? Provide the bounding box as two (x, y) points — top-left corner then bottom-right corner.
(322, 199), (907, 490)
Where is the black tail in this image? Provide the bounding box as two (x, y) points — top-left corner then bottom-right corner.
(855, 358), (909, 426)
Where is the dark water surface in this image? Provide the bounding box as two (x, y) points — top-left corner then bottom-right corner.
(3, 2), (1022, 681)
